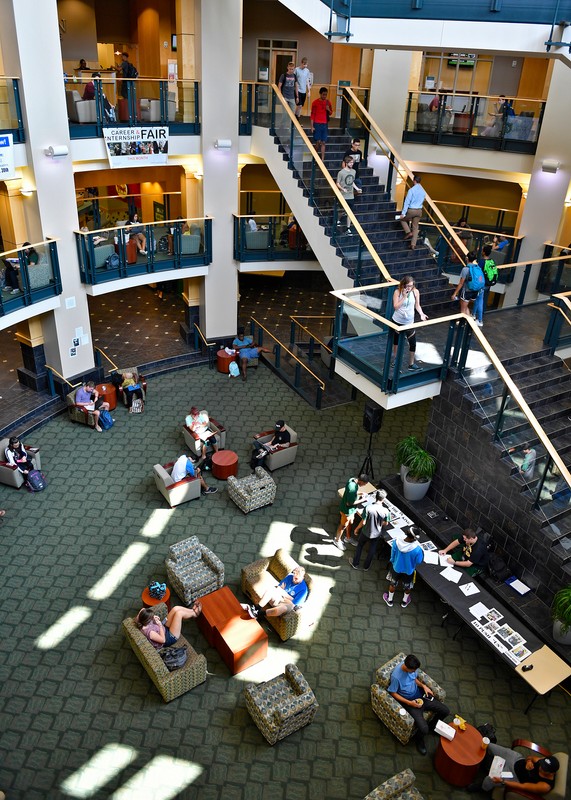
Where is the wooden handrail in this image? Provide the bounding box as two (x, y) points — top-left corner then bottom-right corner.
(408, 89), (546, 103)
(271, 85), (394, 284)
(345, 88), (468, 261)
(434, 199), (519, 215)
(94, 346), (118, 371)
(290, 316), (334, 352)
(193, 323), (216, 348)
(251, 316), (325, 390)
(330, 283), (571, 488)
(0, 239), (59, 259)
(44, 365), (80, 389)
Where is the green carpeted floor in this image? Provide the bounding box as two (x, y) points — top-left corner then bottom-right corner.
(0, 365), (568, 800)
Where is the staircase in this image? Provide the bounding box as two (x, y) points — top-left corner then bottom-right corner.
(462, 347), (571, 566)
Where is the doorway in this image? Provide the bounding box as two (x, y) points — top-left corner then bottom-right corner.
(272, 51), (296, 84)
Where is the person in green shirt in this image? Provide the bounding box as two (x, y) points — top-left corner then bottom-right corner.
(334, 473), (370, 550)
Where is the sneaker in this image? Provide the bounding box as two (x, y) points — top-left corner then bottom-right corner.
(334, 538), (346, 551)
(346, 538), (358, 547)
(351, 561), (359, 569)
(11, 288), (19, 295)
(401, 596), (412, 608)
(140, 249), (147, 255)
(247, 605), (258, 618)
(346, 228), (354, 236)
(476, 320), (484, 327)
(364, 565), (371, 571)
(202, 487), (218, 495)
(408, 362), (422, 371)
(383, 592), (394, 608)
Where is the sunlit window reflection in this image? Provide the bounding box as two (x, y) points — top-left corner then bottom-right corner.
(61, 743), (137, 798)
(35, 606), (92, 650)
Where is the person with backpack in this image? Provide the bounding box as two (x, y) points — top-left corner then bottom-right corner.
(452, 250), (485, 320)
(473, 244), (498, 326)
(117, 52), (138, 100)
(4, 437), (35, 486)
(75, 380), (112, 432)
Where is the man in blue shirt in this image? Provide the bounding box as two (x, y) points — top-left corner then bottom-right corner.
(243, 566), (308, 620)
(398, 174), (426, 250)
(387, 653), (450, 755)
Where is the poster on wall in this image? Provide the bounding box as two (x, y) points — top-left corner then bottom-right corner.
(103, 127), (168, 168)
(0, 134), (16, 180)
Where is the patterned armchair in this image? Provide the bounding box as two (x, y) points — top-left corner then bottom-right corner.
(252, 426), (299, 471)
(66, 386), (97, 429)
(0, 438), (41, 488)
(243, 663), (318, 745)
(122, 602), (206, 702)
(228, 467), (276, 513)
(241, 548), (314, 641)
(370, 652), (447, 745)
(364, 769), (424, 800)
(182, 416), (227, 457)
(165, 535), (224, 606)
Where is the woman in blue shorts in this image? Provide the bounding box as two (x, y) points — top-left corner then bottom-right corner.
(232, 327), (272, 381)
(136, 602), (202, 649)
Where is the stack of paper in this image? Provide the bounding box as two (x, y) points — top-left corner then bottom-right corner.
(440, 566), (462, 583)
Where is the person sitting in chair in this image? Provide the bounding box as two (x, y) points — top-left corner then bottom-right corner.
(185, 406), (219, 462)
(171, 454), (217, 495)
(242, 566), (308, 620)
(4, 437), (35, 485)
(232, 327), (272, 382)
(250, 420), (291, 469)
(469, 747), (560, 794)
(75, 380), (111, 432)
(121, 371), (144, 412)
(438, 528), (489, 576)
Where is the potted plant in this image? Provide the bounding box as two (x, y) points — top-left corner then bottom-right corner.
(552, 585), (571, 645)
(395, 435), (421, 481)
(402, 446), (436, 502)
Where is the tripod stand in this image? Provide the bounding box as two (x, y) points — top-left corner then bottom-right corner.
(359, 429), (376, 481)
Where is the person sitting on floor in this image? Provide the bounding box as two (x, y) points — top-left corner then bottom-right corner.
(387, 653), (450, 756)
(242, 566), (308, 620)
(439, 528), (489, 576)
(136, 603), (202, 649)
(171, 454), (217, 495)
(75, 380), (111, 432)
(185, 406), (219, 463)
(232, 327), (272, 382)
(250, 419), (291, 469)
(469, 747), (560, 794)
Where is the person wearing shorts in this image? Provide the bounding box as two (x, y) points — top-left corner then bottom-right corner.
(75, 380), (111, 432)
(294, 57), (312, 117)
(311, 87), (332, 160)
(452, 251), (481, 317)
(384, 527), (424, 608)
(136, 603), (202, 649)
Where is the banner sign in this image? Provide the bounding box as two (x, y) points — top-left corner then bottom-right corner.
(103, 126), (168, 168)
(0, 134), (16, 180)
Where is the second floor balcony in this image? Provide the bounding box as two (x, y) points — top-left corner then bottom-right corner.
(1, 239), (61, 317)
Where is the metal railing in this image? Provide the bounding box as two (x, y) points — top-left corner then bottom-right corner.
(403, 90), (545, 153)
(544, 290), (571, 351)
(75, 217), (212, 285)
(433, 225), (523, 284)
(65, 76), (200, 136)
(537, 243), (571, 295)
(233, 214), (317, 262)
(0, 77), (24, 142)
(193, 323), (217, 369)
(0, 239), (61, 317)
(433, 199), (519, 236)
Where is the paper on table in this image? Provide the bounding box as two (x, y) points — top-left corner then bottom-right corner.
(459, 582), (479, 596)
(440, 566), (462, 583)
(506, 578), (531, 595)
(439, 554), (452, 567)
(423, 550), (440, 565)
(469, 602), (490, 619)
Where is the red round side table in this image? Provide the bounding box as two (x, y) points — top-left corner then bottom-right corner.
(141, 586), (171, 610)
(211, 450), (239, 480)
(217, 349), (237, 374)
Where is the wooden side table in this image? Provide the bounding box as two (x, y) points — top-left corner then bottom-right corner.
(211, 450), (238, 480)
(217, 349), (237, 374)
(434, 722), (485, 787)
(141, 586), (171, 610)
(96, 383), (117, 411)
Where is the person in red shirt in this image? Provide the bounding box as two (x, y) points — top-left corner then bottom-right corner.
(310, 87), (332, 160)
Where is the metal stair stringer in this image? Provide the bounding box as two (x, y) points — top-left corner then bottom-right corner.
(250, 125), (353, 291)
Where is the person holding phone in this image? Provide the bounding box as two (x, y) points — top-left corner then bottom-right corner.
(391, 275), (428, 371)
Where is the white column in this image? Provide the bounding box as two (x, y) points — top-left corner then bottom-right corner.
(504, 59), (571, 305)
(198, 0), (241, 339)
(0, 0), (94, 378)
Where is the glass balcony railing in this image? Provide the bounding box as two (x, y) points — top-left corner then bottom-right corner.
(403, 91), (545, 154)
(537, 243), (571, 295)
(233, 215), (317, 262)
(544, 291), (571, 351)
(0, 77), (24, 143)
(0, 240), (61, 315)
(65, 77), (200, 137)
(75, 218), (212, 285)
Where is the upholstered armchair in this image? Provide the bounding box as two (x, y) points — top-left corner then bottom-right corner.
(122, 602), (207, 703)
(0, 438), (41, 489)
(180, 234), (201, 255)
(65, 89), (96, 123)
(245, 229), (270, 249)
(114, 367), (147, 407)
(165, 535), (224, 606)
(153, 462), (201, 508)
(66, 386), (97, 429)
(140, 91), (176, 122)
(243, 663), (318, 745)
(252, 425), (299, 471)
(241, 548), (314, 641)
(182, 416), (227, 457)
(370, 652), (447, 745)
(228, 467), (276, 514)
(491, 740), (568, 800)
(364, 769), (424, 800)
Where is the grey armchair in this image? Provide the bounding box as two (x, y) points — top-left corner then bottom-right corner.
(252, 425), (299, 471)
(165, 535), (224, 606)
(182, 416), (227, 457)
(0, 438), (41, 488)
(153, 462), (201, 508)
(66, 386), (97, 429)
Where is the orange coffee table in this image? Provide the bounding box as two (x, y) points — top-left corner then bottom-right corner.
(212, 450), (239, 480)
(197, 586), (268, 674)
(434, 722), (485, 786)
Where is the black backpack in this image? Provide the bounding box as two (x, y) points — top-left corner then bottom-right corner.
(158, 235), (169, 253)
(161, 645), (188, 671)
(126, 63), (138, 79)
(488, 553), (512, 582)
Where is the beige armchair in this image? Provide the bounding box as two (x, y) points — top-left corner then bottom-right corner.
(241, 548), (314, 641)
(66, 386), (97, 429)
(364, 769), (424, 800)
(228, 467), (276, 514)
(370, 652), (447, 745)
(165, 535), (224, 605)
(114, 367), (147, 407)
(65, 89), (96, 123)
(0, 438), (41, 488)
(153, 462), (201, 508)
(491, 740), (568, 800)
(252, 425), (299, 471)
(243, 663), (318, 745)
(182, 416), (227, 457)
(122, 602), (206, 702)
(140, 92), (176, 122)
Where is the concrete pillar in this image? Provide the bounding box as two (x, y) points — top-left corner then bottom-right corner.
(0, 0), (96, 381)
(369, 50), (416, 155)
(198, 0), (240, 340)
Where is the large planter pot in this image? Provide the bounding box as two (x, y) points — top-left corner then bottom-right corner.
(552, 620), (571, 645)
(402, 471), (431, 502)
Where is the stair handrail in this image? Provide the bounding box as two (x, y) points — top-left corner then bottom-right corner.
(547, 301), (571, 327)
(270, 85), (395, 284)
(94, 346), (119, 371)
(331, 282), (571, 490)
(250, 315), (325, 390)
(344, 88), (468, 262)
(290, 315), (334, 352)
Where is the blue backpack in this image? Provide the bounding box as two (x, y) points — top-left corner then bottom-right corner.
(99, 409), (114, 430)
(467, 263), (485, 292)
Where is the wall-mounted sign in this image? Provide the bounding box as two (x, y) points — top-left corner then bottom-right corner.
(0, 134), (16, 180)
(103, 127), (169, 168)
